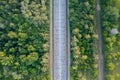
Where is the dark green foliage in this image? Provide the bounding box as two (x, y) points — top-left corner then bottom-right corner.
(101, 0), (120, 80)
(70, 0), (98, 79)
(0, 0), (49, 80)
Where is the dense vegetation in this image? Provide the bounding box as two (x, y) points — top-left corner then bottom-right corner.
(70, 0), (99, 80)
(0, 0), (49, 80)
(1, 0), (120, 80)
(101, 0), (120, 80)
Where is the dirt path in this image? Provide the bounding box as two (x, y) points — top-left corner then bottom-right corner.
(96, 0), (104, 80)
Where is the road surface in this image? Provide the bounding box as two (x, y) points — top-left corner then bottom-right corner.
(96, 0), (104, 80)
(50, 0), (70, 80)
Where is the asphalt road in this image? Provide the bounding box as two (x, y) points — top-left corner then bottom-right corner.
(50, 0), (69, 80)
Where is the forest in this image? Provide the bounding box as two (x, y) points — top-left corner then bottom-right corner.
(0, 0), (120, 80)
(0, 0), (49, 80)
(70, 0), (120, 80)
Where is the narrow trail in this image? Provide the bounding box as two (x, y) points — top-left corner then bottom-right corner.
(96, 0), (104, 80)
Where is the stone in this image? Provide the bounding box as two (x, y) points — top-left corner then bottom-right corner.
(110, 28), (119, 35)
